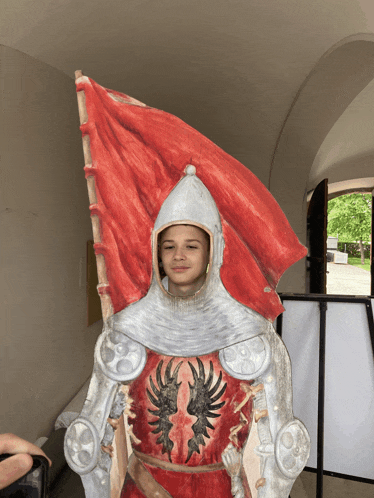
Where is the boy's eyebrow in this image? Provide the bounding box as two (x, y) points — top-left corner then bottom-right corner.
(161, 239), (203, 244)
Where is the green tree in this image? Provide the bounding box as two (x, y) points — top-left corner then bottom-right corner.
(327, 193), (371, 264)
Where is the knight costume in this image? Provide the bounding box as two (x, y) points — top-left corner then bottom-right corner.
(64, 165), (310, 498)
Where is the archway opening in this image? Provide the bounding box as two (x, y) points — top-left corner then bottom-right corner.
(326, 191), (372, 295)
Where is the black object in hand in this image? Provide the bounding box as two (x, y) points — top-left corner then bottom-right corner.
(0, 454), (49, 498)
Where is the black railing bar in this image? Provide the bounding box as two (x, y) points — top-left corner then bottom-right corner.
(364, 299), (374, 361)
(304, 467), (374, 485)
(276, 312), (283, 338)
(279, 293), (372, 304)
(317, 301), (327, 498)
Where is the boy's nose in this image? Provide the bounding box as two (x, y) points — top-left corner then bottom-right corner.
(174, 248), (186, 260)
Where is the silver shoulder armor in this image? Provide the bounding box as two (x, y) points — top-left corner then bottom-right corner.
(95, 325), (147, 382)
(219, 334), (271, 379)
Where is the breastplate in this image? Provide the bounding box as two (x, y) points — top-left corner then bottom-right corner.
(128, 350), (253, 467)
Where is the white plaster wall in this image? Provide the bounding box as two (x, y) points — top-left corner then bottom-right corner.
(0, 45), (102, 442)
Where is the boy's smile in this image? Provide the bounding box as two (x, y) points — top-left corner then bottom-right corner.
(160, 224), (210, 297)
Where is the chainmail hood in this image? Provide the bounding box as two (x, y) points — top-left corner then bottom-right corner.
(111, 165), (270, 357)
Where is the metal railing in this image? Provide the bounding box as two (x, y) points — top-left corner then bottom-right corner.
(276, 293), (374, 498)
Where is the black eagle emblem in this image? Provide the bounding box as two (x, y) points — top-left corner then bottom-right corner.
(147, 359), (182, 461)
(186, 357), (227, 462)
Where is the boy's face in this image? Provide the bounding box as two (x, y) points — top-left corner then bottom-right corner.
(159, 224), (210, 297)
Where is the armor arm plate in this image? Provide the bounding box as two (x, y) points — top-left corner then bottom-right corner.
(255, 328), (310, 498)
(64, 323), (147, 498)
(219, 326), (310, 498)
(64, 365), (118, 497)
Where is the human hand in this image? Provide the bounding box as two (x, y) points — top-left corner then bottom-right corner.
(0, 433), (51, 490)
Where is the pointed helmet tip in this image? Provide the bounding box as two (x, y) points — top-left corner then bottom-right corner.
(185, 165), (196, 176)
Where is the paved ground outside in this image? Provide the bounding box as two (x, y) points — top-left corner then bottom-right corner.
(326, 261), (371, 295)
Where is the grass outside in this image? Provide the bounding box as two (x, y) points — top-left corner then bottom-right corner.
(348, 256), (371, 272)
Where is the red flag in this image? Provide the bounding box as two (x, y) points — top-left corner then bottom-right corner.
(76, 77), (306, 322)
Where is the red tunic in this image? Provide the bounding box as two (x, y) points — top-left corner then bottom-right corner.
(121, 350), (253, 497)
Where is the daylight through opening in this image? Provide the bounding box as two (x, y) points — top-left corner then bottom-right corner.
(326, 193), (372, 295)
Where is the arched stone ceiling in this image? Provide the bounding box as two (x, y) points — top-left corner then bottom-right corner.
(1, 0), (374, 192)
(267, 34), (374, 291)
(270, 36), (374, 235)
(309, 77), (374, 191)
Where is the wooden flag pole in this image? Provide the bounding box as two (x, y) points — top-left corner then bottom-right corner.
(74, 70), (128, 498)
(75, 70), (113, 321)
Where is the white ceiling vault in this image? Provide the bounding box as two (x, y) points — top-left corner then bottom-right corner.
(1, 0), (374, 198)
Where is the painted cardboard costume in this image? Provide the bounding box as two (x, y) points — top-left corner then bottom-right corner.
(64, 77), (310, 498)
